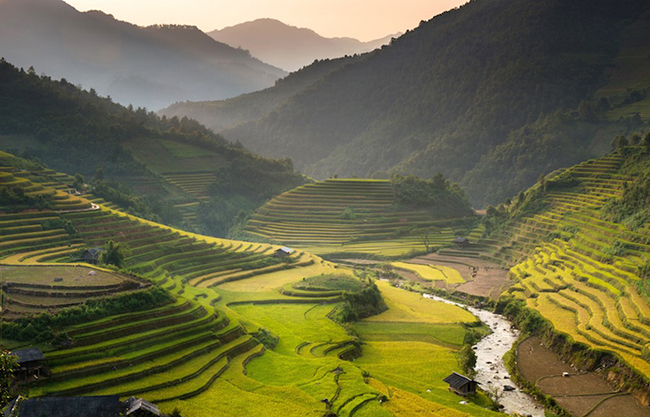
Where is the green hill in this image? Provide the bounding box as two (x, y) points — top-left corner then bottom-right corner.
(0, 153), (494, 417)
(163, 0), (650, 207)
(0, 58), (306, 236)
(241, 177), (479, 256)
(478, 141), (650, 381)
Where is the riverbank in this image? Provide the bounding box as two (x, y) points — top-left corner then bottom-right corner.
(423, 293), (545, 416)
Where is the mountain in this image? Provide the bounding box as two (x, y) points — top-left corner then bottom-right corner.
(208, 18), (398, 72)
(0, 58), (305, 236)
(165, 0), (650, 207)
(0, 0), (286, 110)
(160, 55), (359, 133)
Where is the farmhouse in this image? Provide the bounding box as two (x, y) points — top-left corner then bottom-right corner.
(274, 246), (294, 258)
(443, 372), (478, 395)
(10, 348), (45, 382)
(80, 247), (104, 264)
(453, 237), (471, 247)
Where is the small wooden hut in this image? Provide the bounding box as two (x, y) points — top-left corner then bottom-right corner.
(443, 372), (478, 396)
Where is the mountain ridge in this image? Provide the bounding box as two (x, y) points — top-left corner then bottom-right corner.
(208, 18), (398, 71)
(165, 0), (650, 207)
(0, 0), (287, 110)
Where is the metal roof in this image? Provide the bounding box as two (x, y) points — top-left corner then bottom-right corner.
(443, 372), (477, 389)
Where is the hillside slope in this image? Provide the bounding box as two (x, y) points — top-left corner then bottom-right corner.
(241, 177), (478, 256)
(480, 141), (650, 382)
(167, 0), (650, 207)
(0, 153), (498, 417)
(0, 58), (305, 236)
(0, 0), (286, 109)
(209, 18), (396, 72)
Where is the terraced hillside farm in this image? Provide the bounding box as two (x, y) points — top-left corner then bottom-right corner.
(0, 157), (494, 416)
(0, 265), (145, 320)
(244, 179), (478, 256)
(481, 148), (650, 382)
(0, 152), (94, 213)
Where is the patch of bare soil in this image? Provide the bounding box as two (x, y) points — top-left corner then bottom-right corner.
(409, 253), (511, 299)
(518, 337), (650, 417)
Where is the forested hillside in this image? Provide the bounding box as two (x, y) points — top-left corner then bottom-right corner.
(161, 55), (358, 133)
(165, 0), (650, 207)
(0, 0), (286, 109)
(0, 59), (305, 236)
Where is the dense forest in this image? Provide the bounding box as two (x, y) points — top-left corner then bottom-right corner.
(0, 58), (306, 235)
(165, 0), (650, 207)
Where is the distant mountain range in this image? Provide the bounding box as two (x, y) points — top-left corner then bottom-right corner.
(0, 0), (286, 110)
(208, 18), (398, 72)
(164, 0), (650, 207)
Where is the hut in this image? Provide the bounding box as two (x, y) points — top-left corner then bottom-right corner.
(443, 372), (478, 396)
(81, 247), (104, 264)
(274, 247), (294, 258)
(8, 396), (120, 417)
(453, 237), (471, 247)
(10, 348), (45, 382)
(122, 397), (160, 416)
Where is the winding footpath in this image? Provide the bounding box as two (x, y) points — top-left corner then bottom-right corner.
(423, 293), (545, 417)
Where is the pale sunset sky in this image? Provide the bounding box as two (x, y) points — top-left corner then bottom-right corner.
(64, 0), (468, 41)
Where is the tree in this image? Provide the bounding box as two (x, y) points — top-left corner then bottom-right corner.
(0, 351), (18, 407)
(100, 240), (129, 268)
(93, 166), (104, 182)
(72, 173), (85, 191)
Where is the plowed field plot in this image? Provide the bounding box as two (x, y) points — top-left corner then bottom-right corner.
(517, 336), (650, 417)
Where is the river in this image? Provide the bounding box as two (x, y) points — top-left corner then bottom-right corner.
(423, 293), (545, 417)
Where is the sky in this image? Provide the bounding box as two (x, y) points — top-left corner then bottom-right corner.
(64, 0), (468, 41)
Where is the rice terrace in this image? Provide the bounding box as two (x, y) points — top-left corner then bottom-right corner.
(1, 0), (650, 416)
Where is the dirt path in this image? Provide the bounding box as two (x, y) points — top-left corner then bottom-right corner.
(517, 336), (650, 417)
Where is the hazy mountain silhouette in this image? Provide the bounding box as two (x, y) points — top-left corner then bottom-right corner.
(208, 18), (398, 72)
(0, 0), (286, 110)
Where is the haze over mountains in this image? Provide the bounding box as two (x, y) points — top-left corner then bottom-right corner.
(164, 0), (650, 207)
(208, 18), (398, 72)
(0, 0), (286, 110)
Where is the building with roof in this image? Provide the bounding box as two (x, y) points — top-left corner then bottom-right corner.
(453, 237), (471, 247)
(10, 348), (45, 382)
(443, 372), (478, 396)
(274, 246), (294, 258)
(80, 247), (104, 264)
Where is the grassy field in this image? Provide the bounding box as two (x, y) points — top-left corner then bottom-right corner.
(365, 281), (477, 324)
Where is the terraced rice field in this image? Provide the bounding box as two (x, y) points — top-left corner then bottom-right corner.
(244, 179), (476, 256)
(0, 156), (93, 212)
(163, 172), (217, 201)
(0, 265), (143, 319)
(479, 150), (650, 380)
(0, 153), (505, 415)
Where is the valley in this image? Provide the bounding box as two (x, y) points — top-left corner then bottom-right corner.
(1, 0), (650, 415)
